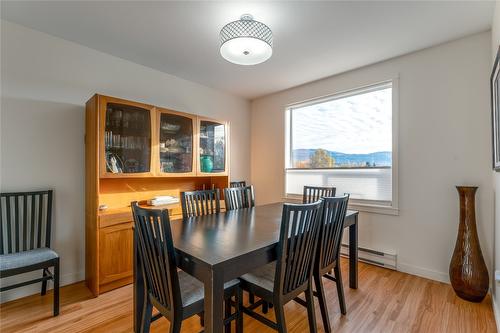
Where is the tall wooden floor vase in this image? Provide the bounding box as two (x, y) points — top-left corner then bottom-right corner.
(449, 186), (489, 302)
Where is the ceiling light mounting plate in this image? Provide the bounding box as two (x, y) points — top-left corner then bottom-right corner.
(240, 14), (254, 21)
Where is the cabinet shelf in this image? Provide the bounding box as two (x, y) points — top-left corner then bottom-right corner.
(160, 150), (187, 152)
(106, 147), (144, 150)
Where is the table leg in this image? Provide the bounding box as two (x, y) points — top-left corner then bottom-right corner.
(203, 269), (225, 333)
(349, 214), (358, 289)
(134, 229), (145, 333)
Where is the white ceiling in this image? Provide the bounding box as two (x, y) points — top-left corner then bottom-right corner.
(1, 1), (494, 99)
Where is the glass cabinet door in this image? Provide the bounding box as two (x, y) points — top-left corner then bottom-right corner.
(103, 102), (151, 174)
(199, 120), (226, 173)
(158, 112), (194, 174)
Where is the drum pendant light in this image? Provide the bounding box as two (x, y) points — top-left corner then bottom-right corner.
(220, 14), (273, 66)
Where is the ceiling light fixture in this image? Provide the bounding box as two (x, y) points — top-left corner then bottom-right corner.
(220, 14), (273, 66)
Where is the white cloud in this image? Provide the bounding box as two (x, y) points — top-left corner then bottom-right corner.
(292, 88), (392, 154)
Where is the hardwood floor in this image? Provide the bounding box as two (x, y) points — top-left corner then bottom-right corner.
(0, 259), (496, 333)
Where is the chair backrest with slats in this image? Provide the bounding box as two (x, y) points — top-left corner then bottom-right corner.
(132, 202), (180, 314)
(0, 190), (53, 255)
(302, 186), (336, 204)
(317, 195), (349, 272)
(224, 186), (255, 211)
(230, 181), (246, 188)
(180, 189), (221, 219)
(274, 201), (323, 300)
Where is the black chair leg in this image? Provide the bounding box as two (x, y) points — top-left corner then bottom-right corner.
(41, 269), (48, 296)
(53, 259), (60, 316)
(305, 283), (318, 333)
(225, 297), (232, 333)
(262, 301), (269, 314)
(141, 298), (153, 333)
(236, 288), (243, 333)
(314, 274), (331, 333)
(248, 292), (255, 304)
(169, 319), (182, 333)
(274, 303), (287, 333)
(199, 312), (204, 326)
(334, 265), (346, 315)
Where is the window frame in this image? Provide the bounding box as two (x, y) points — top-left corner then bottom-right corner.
(283, 78), (399, 216)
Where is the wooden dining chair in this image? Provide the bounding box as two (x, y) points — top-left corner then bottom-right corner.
(132, 202), (243, 333)
(224, 185), (260, 306)
(302, 186), (336, 204)
(224, 186), (255, 211)
(181, 189), (220, 219)
(294, 195), (349, 333)
(0, 190), (60, 316)
(239, 201), (323, 333)
(230, 181), (246, 188)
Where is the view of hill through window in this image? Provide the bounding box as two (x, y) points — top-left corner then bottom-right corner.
(290, 86), (392, 168)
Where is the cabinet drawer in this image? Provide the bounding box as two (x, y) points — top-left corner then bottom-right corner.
(99, 211), (133, 228)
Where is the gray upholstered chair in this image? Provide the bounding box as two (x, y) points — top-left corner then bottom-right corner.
(132, 202), (243, 333)
(230, 181), (246, 188)
(302, 185), (336, 204)
(224, 185), (255, 211)
(180, 189), (221, 219)
(239, 201), (323, 333)
(0, 190), (59, 316)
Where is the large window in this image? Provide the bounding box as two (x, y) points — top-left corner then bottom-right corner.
(285, 81), (397, 213)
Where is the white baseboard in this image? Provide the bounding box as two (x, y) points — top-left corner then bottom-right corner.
(338, 245), (449, 284)
(397, 262), (450, 284)
(493, 295), (500, 332)
(0, 270), (84, 304)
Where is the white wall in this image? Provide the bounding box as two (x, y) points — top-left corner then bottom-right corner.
(0, 20), (251, 302)
(251, 32), (493, 283)
(491, 0), (500, 327)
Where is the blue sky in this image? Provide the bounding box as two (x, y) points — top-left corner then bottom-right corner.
(292, 87), (392, 154)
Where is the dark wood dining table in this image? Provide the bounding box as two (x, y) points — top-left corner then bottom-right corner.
(133, 202), (359, 333)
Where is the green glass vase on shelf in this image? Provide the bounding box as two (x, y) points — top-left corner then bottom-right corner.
(200, 155), (213, 172)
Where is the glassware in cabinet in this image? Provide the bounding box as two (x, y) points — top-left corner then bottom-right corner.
(199, 120), (227, 173)
(103, 102), (152, 175)
(158, 111), (194, 174)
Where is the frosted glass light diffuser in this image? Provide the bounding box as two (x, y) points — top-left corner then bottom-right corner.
(220, 14), (273, 66)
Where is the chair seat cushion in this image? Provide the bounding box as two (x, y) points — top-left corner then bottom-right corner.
(0, 248), (59, 272)
(239, 262), (276, 293)
(178, 270), (239, 307)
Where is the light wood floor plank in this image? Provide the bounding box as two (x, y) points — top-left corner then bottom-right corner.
(0, 259), (496, 333)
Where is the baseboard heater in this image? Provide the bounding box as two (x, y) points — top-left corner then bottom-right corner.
(340, 244), (397, 270)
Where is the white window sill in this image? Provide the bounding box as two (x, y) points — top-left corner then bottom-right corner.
(283, 195), (399, 216)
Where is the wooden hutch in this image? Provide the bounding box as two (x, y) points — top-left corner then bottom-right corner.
(85, 94), (230, 296)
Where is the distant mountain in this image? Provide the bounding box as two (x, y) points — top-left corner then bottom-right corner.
(292, 149), (391, 167)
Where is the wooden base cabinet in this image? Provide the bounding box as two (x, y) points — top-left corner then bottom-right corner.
(85, 94), (230, 296)
(98, 222), (134, 289)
